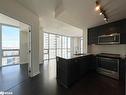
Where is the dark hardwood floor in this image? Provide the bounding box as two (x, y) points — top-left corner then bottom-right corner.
(0, 60), (125, 95)
(0, 64), (28, 91)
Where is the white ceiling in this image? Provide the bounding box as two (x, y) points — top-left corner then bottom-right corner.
(57, 0), (126, 28)
(16, 0), (126, 36)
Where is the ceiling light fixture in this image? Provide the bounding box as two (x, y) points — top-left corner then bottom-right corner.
(95, 1), (100, 11)
(95, 5), (100, 11)
(95, 0), (109, 23)
(100, 12), (102, 15)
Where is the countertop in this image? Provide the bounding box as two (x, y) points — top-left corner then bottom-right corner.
(56, 53), (92, 60)
(57, 53), (126, 60)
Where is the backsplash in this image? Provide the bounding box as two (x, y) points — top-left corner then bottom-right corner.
(88, 44), (126, 56)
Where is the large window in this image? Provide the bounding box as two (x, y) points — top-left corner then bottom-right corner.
(43, 32), (71, 60)
(44, 33), (49, 60)
(80, 37), (83, 53)
(1, 25), (20, 66)
(2, 25), (20, 49)
(49, 34), (56, 59)
(56, 35), (62, 57)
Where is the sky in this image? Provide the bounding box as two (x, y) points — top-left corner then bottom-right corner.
(2, 25), (20, 49)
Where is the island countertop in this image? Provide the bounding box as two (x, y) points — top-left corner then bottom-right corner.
(56, 53), (92, 60)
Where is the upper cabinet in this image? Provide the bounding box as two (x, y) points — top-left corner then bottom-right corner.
(88, 19), (126, 45)
(88, 27), (98, 45)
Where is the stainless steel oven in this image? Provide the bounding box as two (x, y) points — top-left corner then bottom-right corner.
(96, 57), (119, 79)
(98, 33), (120, 45)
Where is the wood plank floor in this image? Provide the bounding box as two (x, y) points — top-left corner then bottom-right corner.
(0, 64), (28, 91)
(0, 60), (125, 95)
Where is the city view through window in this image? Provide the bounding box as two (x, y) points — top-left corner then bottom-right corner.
(1, 25), (20, 66)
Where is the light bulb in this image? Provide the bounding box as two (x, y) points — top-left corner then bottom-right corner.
(104, 17), (107, 21)
(95, 5), (100, 11)
(100, 12), (102, 15)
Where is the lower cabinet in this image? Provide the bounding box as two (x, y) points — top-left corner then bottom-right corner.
(57, 55), (125, 88)
(56, 55), (96, 88)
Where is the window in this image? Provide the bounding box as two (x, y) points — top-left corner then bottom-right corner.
(44, 33), (49, 60)
(2, 25), (20, 49)
(67, 37), (71, 57)
(56, 35), (62, 57)
(80, 37), (83, 53)
(49, 34), (56, 59)
(1, 25), (20, 66)
(43, 32), (71, 60)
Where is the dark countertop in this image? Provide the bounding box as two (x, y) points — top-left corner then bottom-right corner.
(57, 53), (126, 60)
(56, 53), (92, 60)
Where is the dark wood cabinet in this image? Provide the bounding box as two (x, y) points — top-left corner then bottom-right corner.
(120, 19), (126, 44)
(88, 18), (126, 45)
(56, 54), (125, 88)
(88, 28), (98, 45)
(56, 55), (96, 88)
(119, 58), (125, 81)
(87, 55), (97, 71)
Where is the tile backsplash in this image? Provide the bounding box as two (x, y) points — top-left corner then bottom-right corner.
(88, 44), (126, 56)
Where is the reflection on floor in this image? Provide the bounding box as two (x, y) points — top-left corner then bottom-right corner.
(0, 59), (124, 95)
(0, 64), (28, 91)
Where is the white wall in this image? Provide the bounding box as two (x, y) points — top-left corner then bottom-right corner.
(20, 31), (29, 64)
(0, 0), (40, 77)
(0, 13), (19, 26)
(83, 29), (88, 53)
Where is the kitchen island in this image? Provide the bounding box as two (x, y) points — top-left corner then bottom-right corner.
(56, 54), (96, 88)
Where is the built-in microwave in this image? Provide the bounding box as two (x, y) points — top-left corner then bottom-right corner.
(98, 33), (120, 45)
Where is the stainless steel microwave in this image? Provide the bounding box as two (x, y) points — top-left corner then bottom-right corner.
(98, 33), (120, 45)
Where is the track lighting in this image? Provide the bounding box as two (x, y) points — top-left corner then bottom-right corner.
(95, 5), (100, 11)
(95, 1), (100, 11)
(100, 12), (102, 15)
(104, 17), (107, 21)
(95, 1), (109, 22)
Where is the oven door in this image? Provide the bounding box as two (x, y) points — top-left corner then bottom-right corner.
(97, 57), (119, 79)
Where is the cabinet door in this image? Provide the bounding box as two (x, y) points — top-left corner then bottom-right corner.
(88, 55), (96, 71)
(88, 28), (98, 45)
(79, 57), (88, 77)
(120, 19), (126, 44)
(67, 59), (79, 86)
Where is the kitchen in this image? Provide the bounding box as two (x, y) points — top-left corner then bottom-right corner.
(56, 18), (126, 92)
(0, 0), (125, 95)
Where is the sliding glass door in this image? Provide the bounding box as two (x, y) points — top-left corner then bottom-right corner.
(0, 24), (20, 66)
(43, 32), (71, 61)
